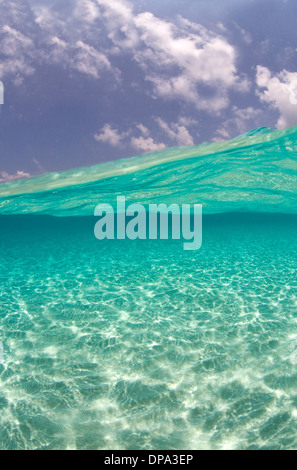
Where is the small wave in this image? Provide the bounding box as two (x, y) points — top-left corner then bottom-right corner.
(0, 126), (297, 216)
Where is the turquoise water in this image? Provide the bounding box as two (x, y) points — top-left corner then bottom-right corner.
(0, 127), (297, 450)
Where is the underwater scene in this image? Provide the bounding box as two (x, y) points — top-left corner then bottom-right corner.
(1, 127), (297, 449)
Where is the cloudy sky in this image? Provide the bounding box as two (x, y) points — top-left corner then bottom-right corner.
(0, 0), (297, 180)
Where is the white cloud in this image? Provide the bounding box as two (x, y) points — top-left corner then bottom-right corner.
(46, 37), (119, 80)
(135, 13), (236, 85)
(214, 105), (262, 141)
(74, 41), (112, 78)
(233, 22), (252, 45)
(130, 136), (166, 153)
(132, 12), (249, 112)
(0, 2), (119, 83)
(96, 0), (139, 49)
(136, 123), (150, 136)
(147, 74), (201, 108)
(97, 0), (133, 23)
(0, 25), (35, 83)
(94, 124), (127, 146)
(32, 4), (65, 32)
(0, 170), (30, 182)
(74, 0), (100, 24)
(32, 158), (44, 172)
(48, 1), (247, 113)
(94, 120), (167, 153)
(256, 66), (297, 129)
(1, 25), (33, 54)
(0, 0), (249, 112)
(155, 118), (194, 146)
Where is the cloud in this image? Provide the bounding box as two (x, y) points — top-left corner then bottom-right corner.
(95, 0), (139, 49)
(97, 0), (133, 24)
(46, 37), (117, 80)
(74, 0), (100, 24)
(0, 0), (249, 115)
(155, 118), (194, 146)
(30, 0), (249, 112)
(32, 158), (45, 172)
(233, 22), (252, 45)
(135, 13), (236, 85)
(0, 170), (30, 182)
(1, 25), (33, 54)
(0, 1), (119, 83)
(73, 41), (112, 79)
(0, 25), (35, 84)
(136, 123), (150, 136)
(132, 12), (249, 112)
(94, 124), (127, 146)
(214, 105), (262, 141)
(130, 136), (166, 153)
(94, 121), (167, 153)
(256, 66), (297, 129)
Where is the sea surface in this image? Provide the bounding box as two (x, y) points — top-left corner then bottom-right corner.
(0, 127), (297, 450)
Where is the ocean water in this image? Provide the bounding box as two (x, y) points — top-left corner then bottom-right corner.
(0, 127), (297, 450)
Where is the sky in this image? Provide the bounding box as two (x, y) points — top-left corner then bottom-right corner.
(0, 0), (297, 181)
